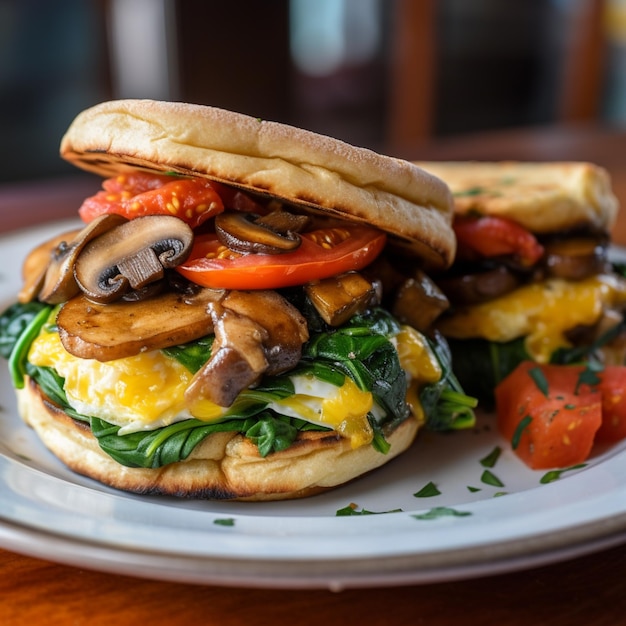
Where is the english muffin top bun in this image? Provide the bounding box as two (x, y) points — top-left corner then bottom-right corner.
(62, 99), (456, 268)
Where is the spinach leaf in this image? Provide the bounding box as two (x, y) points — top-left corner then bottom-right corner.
(91, 411), (324, 467)
(302, 308), (409, 422)
(245, 413), (300, 457)
(420, 332), (477, 431)
(446, 337), (530, 406)
(0, 301), (50, 359)
(162, 336), (214, 373)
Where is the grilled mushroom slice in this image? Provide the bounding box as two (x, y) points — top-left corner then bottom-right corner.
(57, 286), (222, 361)
(185, 290), (309, 407)
(543, 236), (610, 281)
(392, 270), (450, 331)
(305, 272), (377, 326)
(73, 215), (194, 303)
(437, 266), (521, 306)
(37, 214), (129, 304)
(215, 211), (306, 254)
(18, 229), (83, 303)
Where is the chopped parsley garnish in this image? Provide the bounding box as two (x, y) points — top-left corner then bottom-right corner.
(575, 361), (604, 394)
(413, 481), (441, 498)
(412, 507), (472, 520)
(481, 469), (504, 487)
(528, 366), (549, 397)
(540, 464), (587, 484)
(480, 446), (501, 468)
(511, 415), (533, 450)
(336, 503), (402, 516)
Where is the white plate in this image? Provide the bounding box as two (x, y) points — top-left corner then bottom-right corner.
(0, 221), (625, 590)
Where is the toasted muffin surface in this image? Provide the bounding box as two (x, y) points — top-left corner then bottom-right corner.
(416, 161), (618, 234)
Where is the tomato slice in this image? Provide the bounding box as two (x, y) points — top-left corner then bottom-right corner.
(495, 361), (602, 469)
(79, 172), (225, 228)
(176, 225), (387, 290)
(454, 215), (544, 266)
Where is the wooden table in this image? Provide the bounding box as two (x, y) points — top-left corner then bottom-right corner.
(1, 125), (625, 625)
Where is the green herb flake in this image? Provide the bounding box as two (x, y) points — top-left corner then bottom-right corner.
(540, 463), (587, 484)
(493, 491), (508, 497)
(412, 506), (472, 521)
(336, 503), (402, 516)
(413, 481), (441, 498)
(481, 469), (505, 487)
(213, 518), (235, 527)
(575, 361), (604, 394)
(564, 403), (577, 410)
(480, 446), (502, 468)
(528, 366), (549, 397)
(467, 486), (481, 493)
(511, 415), (533, 450)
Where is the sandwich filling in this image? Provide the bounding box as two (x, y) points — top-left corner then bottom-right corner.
(1, 171), (476, 470)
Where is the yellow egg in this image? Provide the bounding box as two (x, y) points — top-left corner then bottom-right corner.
(28, 330), (194, 433)
(437, 274), (626, 362)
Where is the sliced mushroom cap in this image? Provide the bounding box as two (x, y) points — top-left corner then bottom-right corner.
(543, 236), (610, 281)
(392, 270), (450, 331)
(38, 214), (129, 304)
(73, 215), (194, 303)
(18, 229), (82, 303)
(57, 285), (223, 361)
(215, 211), (304, 254)
(305, 272), (377, 326)
(185, 290), (309, 407)
(436, 266), (521, 306)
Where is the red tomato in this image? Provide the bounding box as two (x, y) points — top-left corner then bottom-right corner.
(176, 225), (387, 290)
(495, 361), (602, 469)
(595, 366), (626, 443)
(454, 215), (544, 266)
(79, 172), (225, 228)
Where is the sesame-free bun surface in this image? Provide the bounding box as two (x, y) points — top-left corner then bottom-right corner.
(416, 161), (618, 234)
(17, 378), (419, 501)
(61, 99), (455, 268)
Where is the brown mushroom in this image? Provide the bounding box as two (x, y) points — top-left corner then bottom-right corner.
(185, 290), (309, 407)
(215, 211), (304, 254)
(73, 215), (194, 303)
(37, 214), (129, 304)
(18, 229), (82, 303)
(305, 272), (377, 326)
(392, 270), (450, 331)
(57, 285), (223, 361)
(436, 266), (521, 306)
(543, 236), (610, 281)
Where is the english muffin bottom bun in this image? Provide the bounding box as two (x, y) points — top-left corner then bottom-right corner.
(0, 100), (477, 501)
(416, 161), (626, 404)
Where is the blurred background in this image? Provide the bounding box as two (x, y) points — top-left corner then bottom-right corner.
(0, 0), (625, 183)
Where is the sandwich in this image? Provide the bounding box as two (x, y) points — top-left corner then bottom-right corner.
(416, 161), (626, 403)
(0, 99), (476, 501)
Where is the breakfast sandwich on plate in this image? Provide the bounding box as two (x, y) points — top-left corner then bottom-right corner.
(0, 100), (477, 501)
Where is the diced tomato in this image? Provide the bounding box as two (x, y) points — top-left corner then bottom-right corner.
(79, 172), (225, 228)
(495, 361), (602, 469)
(176, 225), (386, 290)
(454, 215), (544, 266)
(595, 366), (626, 443)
